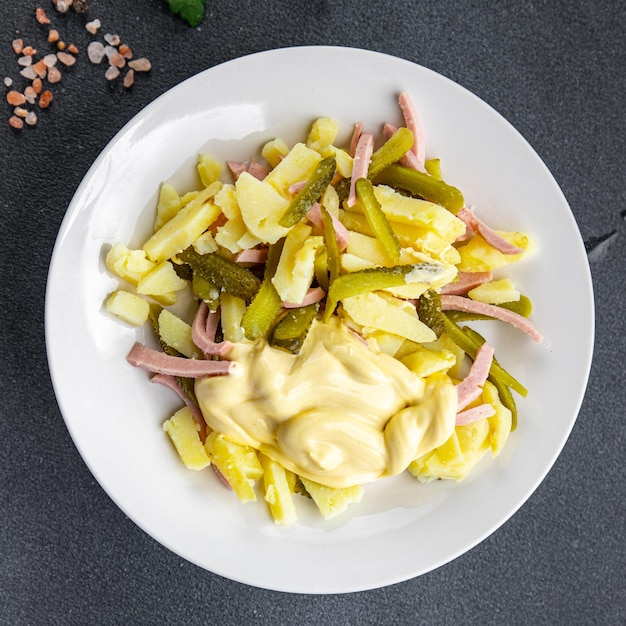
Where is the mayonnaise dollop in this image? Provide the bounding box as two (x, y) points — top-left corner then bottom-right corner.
(195, 317), (457, 488)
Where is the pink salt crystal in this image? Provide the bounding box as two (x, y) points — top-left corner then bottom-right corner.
(47, 65), (62, 83)
(104, 65), (120, 81)
(57, 51), (76, 67)
(123, 68), (135, 88)
(4, 77), (14, 87)
(54, 0), (73, 13)
(85, 19), (101, 34)
(25, 111), (38, 126)
(20, 66), (37, 80)
(43, 54), (58, 67)
(24, 86), (37, 104)
(87, 41), (105, 64)
(109, 52), (126, 68)
(103, 45), (117, 59)
(18, 56), (32, 67)
(128, 58), (151, 72)
(104, 33), (121, 46)
(13, 106), (28, 118)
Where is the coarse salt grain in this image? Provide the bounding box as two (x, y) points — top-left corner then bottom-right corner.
(20, 66), (37, 80)
(14, 107), (28, 118)
(7, 91), (27, 106)
(57, 51), (76, 66)
(32, 60), (47, 78)
(18, 56), (33, 67)
(128, 58), (151, 72)
(118, 44), (133, 59)
(47, 65), (62, 83)
(32, 78), (43, 93)
(24, 86), (37, 104)
(54, 0), (73, 14)
(104, 33), (121, 46)
(12, 39), (24, 54)
(39, 90), (53, 108)
(105, 65), (120, 81)
(25, 111), (38, 126)
(48, 29), (60, 43)
(43, 54), (58, 67)
(109, 52), (126, 68)
(36, 7), (51, 24)
(87, 41), (106, 64)
(22, 46), (37, 56)
(4, 77), (13, 88)
(9, 115), (24, 129)
(123, 68), (135, 88)
(85, 19), (101, 34)
(103, 45), (117, 59)
(68, 44), (79, 54)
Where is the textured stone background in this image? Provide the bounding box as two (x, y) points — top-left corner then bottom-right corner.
(1, 1), (624, 624)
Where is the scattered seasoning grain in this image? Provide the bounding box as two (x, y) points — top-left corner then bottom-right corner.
(9, 115), (24, 129)
(32, 77), (43, 93)
(104, 65), (120, 81)
(109, 51), (126, 68)
(20, 66), (38, 80)
(22, 46), (37, 56)
(104, 33), (121, 46)
(85, 19), (101, 34)
(43, 54), (58, 67)
(118, 44), (133, 59)
(7, 91), (27, 106)
(39, 90), (53, 108)
(18, 56), (33, 67)
(128, 58), (151, 72)
(87, 41), (105, 63)
(24, 86), (38, 103)
(35, 7), (51, 24)
(73, 0), (88, 13)
(48, 29), (60, 43)
(57, 51), (76, 66)
(14, 107), (28, 118)
(67, 43), (79, 54)
(25, 111), (38, 126)
(54, 0), (73, 14)
(4, 77), (13, 88)
(123, 68), (134, 88)
(47, 65), (62, 83)
(12, 39), (24, 54)
(57, 41), (66, 51)
(32, 59), (47, 78)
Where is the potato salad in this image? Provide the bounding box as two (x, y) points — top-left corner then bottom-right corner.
(104, 92), (541, 524)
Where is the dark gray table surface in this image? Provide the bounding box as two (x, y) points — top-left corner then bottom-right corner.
(1, 1), (624, 624)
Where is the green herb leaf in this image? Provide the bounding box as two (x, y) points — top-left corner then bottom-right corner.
(167, 0), (206, 27)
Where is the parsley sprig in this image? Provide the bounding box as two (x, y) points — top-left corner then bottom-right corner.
(167, 0), (206, 27)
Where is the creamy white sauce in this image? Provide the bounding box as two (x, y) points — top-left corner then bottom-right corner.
(195, 317), (457, 488)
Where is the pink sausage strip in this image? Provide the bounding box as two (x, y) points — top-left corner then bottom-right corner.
(306, 202), (350, 250)
(126, 342), (232, 377)
(383, 123), (425, 172)
(151, 373), (207, 442)
(227, 160), (246, 181)
(456, 207), (525, 255)
(247, 159), (269, 181)
(192, 302), (234, 357)
(347, 132), (374, 207)
(456, 403), (496, 426)
(456, 342), (495, 411)
(440, 271), (493, 296)
(399, 92), (426, 168)
(441, 295), (543, 343)
(283, 286), (326, 309)
(235, 247), (268, 264)
(349, 121), (363, 157)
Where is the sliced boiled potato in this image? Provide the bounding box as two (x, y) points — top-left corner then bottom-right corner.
(197, 153), (223, 187)
(457, 232), (535, 272)
(468, 278), (520, 304)
(106, 242), (156, 285)
(261, 137), (289, 168)
(264, 142), (321, 198)
(158, 309), (200, 358)
(105, 290), (150, 326)
(259, 453), (297, 525)
(306, 117), (339, 155)
(163, 407), (211, 470)
(400, 344), (456, 378)
(154, 181), (182, 232)
(136, 260), (188, 297)
(299, 477), (363, 519)
(483, 380), (513, 457)
(341, 291), (437, 344)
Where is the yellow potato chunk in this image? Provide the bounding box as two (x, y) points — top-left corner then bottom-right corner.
(457, 232), (535, 272)
(235, 172), (291, 244)
(372, 184), (466, 242)
(400, 344), (456, 378)
(259, 453), (297, 525)
(264, 142), (321, 198)
(468, 278), (520, 304)
(219, 293), (245, 343)
(213, 184), (239, 219)
(163, 407), (211, 470)
(204, 432), (263, 503)
(483, 380), (513, 457)
(143, 181), (222, 262)
(158, 309), (199, 358)
(197, 153), (223, 187)
(154, 181), (182, 232)
(105, 290), (150, 326)
(105, 242), (156, 286)
(341, 291), (437, 343)
(300, 477), (364, 519)
(136, 260), (188, 297)
(271, 222), (324, 304)
(306, 117), (339, 155)
(261, 137), (289, 169)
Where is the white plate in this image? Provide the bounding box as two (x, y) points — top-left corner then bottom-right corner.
(45, 46), (594, 593)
